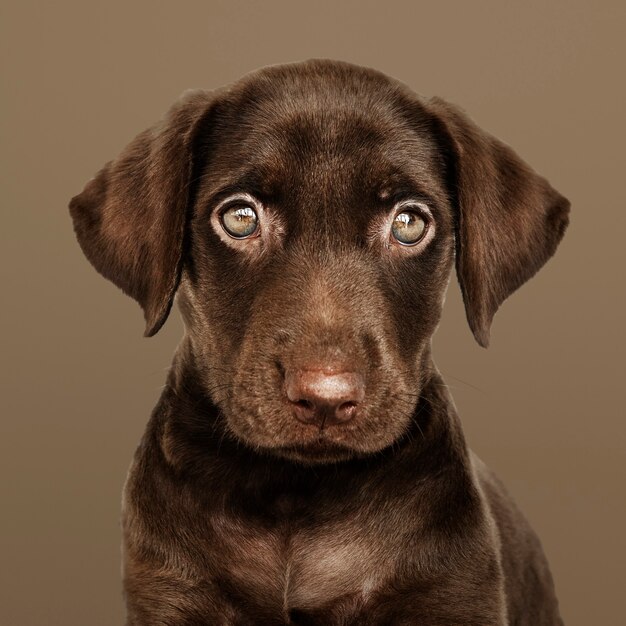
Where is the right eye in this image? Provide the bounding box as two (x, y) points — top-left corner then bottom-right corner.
(390, 209), (428, 245)
(220, 204), (260, 239)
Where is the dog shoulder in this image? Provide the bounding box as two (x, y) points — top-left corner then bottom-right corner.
(471, 452), (563, 624)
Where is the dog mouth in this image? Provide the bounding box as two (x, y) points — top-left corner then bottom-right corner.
(224, 374), (421, 464)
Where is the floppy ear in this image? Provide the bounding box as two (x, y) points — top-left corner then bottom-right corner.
(427, 97), (570, 347)
(69, 90), (214, 337)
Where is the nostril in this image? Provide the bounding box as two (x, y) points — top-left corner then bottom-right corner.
(335, 400), (358, 423)
(295, 399), (314, 411)
(338, 401), (357, 413)
(290, 398), (317, 424)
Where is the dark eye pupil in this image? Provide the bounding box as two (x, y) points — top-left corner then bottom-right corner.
(221, 205), (259, 238)
(391, 211), (426, 244)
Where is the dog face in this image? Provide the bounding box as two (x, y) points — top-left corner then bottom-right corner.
(69, 60), (569, 464)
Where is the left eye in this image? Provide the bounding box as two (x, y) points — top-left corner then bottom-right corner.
(220, 204), (259, 238)
(391, 209), (428, 245)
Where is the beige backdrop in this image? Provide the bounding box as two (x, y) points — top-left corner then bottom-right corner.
(2, 1), (624, 624)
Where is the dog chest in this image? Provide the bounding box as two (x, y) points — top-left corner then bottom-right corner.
(210, 507), (398, 612)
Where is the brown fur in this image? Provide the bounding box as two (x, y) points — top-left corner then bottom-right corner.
(69, 60), (569, 625)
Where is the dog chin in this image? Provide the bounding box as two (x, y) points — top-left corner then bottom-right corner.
(268, 440), (363, 465)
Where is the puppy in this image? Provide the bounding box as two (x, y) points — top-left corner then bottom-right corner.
(69, 60), (569, 625)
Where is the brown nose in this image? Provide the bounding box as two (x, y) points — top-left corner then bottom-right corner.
(284, 368), (365, 427)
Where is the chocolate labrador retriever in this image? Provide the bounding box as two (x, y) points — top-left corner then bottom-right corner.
(69, 60), (569, 625)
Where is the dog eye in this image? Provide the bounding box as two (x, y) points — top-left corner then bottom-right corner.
(220, 204), (259, 239)
(391, 208), (428, 245)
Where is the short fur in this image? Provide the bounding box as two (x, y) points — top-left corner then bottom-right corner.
(69, 60), (569, 625)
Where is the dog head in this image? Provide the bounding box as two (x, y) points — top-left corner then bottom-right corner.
(70, 60), (569, 464)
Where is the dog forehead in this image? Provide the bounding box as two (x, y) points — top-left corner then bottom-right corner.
(201, 83), (444, 209)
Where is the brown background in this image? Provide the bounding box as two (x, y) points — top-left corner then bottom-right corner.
(2, 1), (624, 624)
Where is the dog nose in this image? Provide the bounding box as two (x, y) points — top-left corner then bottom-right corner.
(284, 368), (365, 427)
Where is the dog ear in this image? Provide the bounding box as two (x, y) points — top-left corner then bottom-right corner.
(427, 97), (570, 347)
(69, 90), (213, 337)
